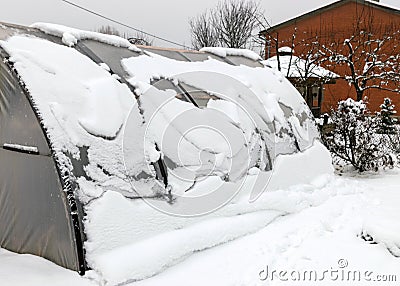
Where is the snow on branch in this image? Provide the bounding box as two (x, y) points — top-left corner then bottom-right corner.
(321, 27), (400, 100)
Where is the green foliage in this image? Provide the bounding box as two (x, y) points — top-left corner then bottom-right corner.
(378, 97), (397, 134)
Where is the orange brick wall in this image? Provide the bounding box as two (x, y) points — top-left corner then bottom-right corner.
(264, 1), (400, 114)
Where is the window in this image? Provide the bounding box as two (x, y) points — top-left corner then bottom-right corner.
(151, 78), (220, 108)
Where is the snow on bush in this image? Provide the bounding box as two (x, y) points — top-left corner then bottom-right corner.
(322, 98), (394, 172)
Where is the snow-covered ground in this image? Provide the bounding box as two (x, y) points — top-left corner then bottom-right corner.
(2, 168), (399, 286)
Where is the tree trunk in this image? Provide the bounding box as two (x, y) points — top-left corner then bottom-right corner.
(356, 90), (363, 101)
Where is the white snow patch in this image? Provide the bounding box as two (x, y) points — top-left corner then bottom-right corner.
(122, 51), (320, 159)
(200, 47), (261, 61)
(84, 142), (333, 284)
(2, 170), (400, 285)
(31, 22), (141, 52)
(78, 78), (125, 138)
(90, 197), (282, 285)
(207, 99), (241, 125)
(268, 141), (333, 191)
(132, 171), (400, 286)
(0, 248), (95, 286)
(278, 46), (294, 54)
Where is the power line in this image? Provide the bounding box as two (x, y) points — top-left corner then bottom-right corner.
(61, 0), (191, 49)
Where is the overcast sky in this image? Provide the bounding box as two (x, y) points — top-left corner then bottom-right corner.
(1, 0), (399, 48)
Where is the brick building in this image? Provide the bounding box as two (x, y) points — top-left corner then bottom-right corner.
(260, 0), (400, 114)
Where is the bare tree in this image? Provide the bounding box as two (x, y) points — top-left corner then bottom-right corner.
(189, 0), (264, 50)
(289, 35), (337, 99)
(189, 11), (219, 50)
(97, 25), (153, 46)
(97, 25), (121, 36)
(264, 32), (337, 112)
(213, 0), (262, 48)
(321, 25), (400, 101)
(256, 14), (282, 64)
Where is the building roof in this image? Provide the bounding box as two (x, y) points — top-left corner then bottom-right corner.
(260, 0), (400, 35)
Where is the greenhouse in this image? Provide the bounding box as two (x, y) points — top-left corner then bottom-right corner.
(0, 22), (332, 283)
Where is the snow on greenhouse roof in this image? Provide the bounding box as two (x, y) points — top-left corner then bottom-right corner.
(0, 21), (323, 200)
(0, 22), (333, 284)
(31, 22), (141, 51)
(200, 47), (262, 61)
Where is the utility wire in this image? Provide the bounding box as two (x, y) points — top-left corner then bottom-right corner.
(61, 0), (191, 49)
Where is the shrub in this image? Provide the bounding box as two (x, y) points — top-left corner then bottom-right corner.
(322, 98), (394, 172)
(377, 97), (397, 134)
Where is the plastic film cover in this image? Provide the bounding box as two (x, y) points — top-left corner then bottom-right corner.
(0, 59), (81, 272)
